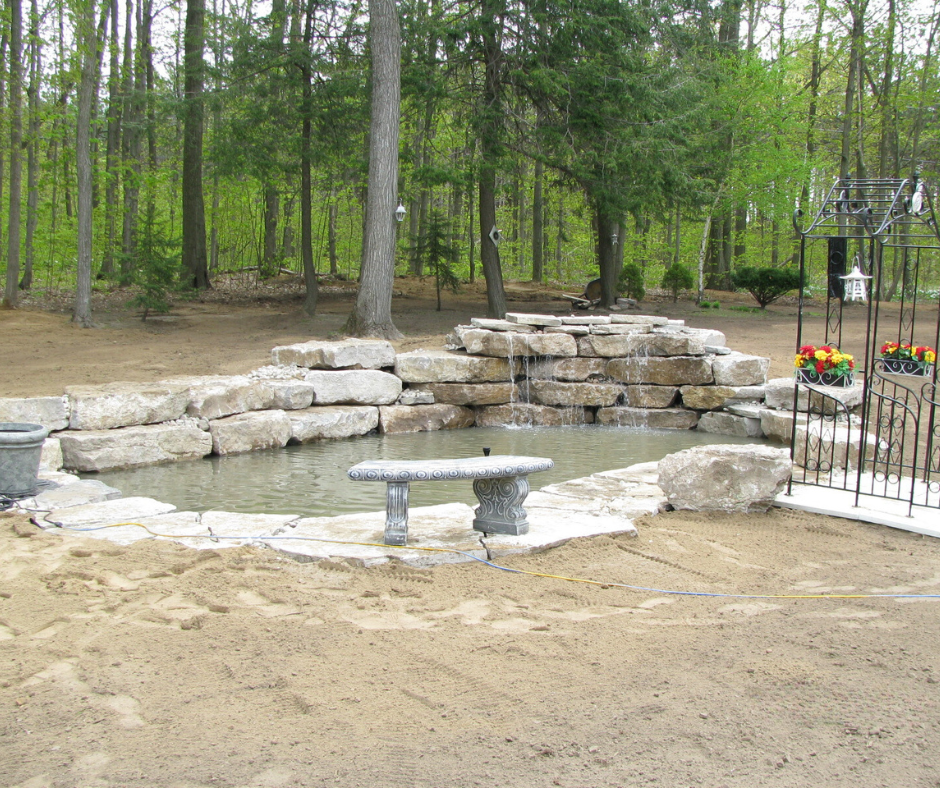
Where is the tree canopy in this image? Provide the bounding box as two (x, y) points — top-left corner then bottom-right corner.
(1, 0), (939, 322)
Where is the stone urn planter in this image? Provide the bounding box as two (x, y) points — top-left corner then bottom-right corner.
(0, 422), (49, 496)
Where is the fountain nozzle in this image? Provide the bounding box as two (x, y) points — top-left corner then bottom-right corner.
(482, 447), (491, 456)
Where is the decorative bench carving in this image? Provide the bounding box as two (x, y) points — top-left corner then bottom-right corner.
(347, 455), (554, 546)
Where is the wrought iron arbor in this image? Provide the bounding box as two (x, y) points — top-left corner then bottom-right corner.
(790, 176), (940, 515)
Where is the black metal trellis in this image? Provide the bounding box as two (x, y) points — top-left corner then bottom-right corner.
(789, 176), (940, 516)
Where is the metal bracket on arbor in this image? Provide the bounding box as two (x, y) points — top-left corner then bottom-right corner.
(488, 226), (502, 246)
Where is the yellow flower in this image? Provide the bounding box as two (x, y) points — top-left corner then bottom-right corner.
(794, 354), (805, 367)
(814, 350), (827, 361)
(926, 350), (937, 364)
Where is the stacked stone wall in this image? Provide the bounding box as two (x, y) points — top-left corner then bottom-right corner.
(1, 312), (779, 474)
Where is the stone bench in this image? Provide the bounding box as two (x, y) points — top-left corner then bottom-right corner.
(347, 455), (554, 546)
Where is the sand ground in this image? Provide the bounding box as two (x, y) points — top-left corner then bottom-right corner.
(1, 277), (938, 788)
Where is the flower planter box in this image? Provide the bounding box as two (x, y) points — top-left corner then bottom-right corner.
(879, 357), (933, 377)
(795, 368), (855, 387)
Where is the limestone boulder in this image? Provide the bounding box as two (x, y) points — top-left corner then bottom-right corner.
(0, 396), (70, 431)
(764, 377), (864, 414)
(46, 496), (177, 528)
(398, 389), (435, 405)
(625, 332), (706, 356)
(261, 379), (316, 410)
(31, 479), (123, 510)
(474, 403), (593, 428)
(460, 328), (578, 358)
(271, 338), (395, 370)
(652, 325), (726, 347)
(658, 444), (792, 512)
(576, 332), (649, 358)
(526, 357), (608, 382)
(559, 315), (611, 325)
(622, 386), (678, 409)
(379, 404), (475, 434)
(610, 314), (670, 326)
(711, 352), (771, 386)
(209, 410), (293, 455)
(528, 380), (623, 408)
(792, 420), (873, 471)
(66, 382), (190, 430)
(589, 323), (654, 335)
(420, 382), (518, 406)
(680, 385), (738, 411)
(544, 325), (591, 336)
(760, 408), (795, 443)
(287, 406), (379, 443)
(505, 312), (563, 327)
(607, 356), (714, 386)
(468, 318), (537, 332)
(59, 422), (213, 472)
(595, 407), (699, 429)
(305, 369), (402, 406)
(394, 350), (517, 384)
(169, 375), (269, 420)
(696, 411), (764, 438)
(39, 437), (63, 471)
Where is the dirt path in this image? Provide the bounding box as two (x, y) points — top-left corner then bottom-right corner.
(2, 279), (937, 787)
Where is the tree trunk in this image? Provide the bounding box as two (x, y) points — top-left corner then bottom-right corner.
(3, 0), (23, 309)
(102, 0), (121, 278)
(531, 158), (543, 283)
(595, 204), (620, 307)
(477, 0), (508, 319)
(21, 0), (40, 291)
(300, 0), (317, 315)
(120, 0), (137, 279)
(262, 183), (279, 276)
(182, 0), (209, 288)
(344, 0), (402, 338)
(74, 0), (101, 327)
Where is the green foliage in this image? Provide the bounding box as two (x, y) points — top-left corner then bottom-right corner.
(731, 266), (802, 309)
(128, 204), (183, 320)
(414, 211), (460, 311)
(617, 263), (646, 301)
(661, 264), (694, 302)
(699, 300), (720, 309)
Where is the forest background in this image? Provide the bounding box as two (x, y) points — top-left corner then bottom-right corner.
(0, 0), (938, 332)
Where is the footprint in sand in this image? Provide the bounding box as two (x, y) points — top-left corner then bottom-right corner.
(234, 589), (303, 618)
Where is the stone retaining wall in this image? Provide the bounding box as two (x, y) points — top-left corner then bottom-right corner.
(1, 312), (803, 474)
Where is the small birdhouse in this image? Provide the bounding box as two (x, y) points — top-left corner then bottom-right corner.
(840, 264), (872, 302)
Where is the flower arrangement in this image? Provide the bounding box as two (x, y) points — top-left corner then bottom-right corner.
(794, 345), (855, 377)
(879, 341), (936, 364)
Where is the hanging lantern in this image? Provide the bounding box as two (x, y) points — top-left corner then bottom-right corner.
(840, 264), (872, 303)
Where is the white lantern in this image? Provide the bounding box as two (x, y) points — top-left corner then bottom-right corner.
(840, 264), (871, 303)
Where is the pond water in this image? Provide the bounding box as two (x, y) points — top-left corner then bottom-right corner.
(88, 426), (761, 518)
(90, 425), (754, 517)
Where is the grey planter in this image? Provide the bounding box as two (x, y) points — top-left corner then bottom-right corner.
(0, 422), (49, 496)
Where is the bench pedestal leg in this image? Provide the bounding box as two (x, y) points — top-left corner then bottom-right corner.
(472, 475), (530, 536)
(384, 481), (410, 546)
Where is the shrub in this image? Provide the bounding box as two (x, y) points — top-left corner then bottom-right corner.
(128, 204), (183, 320)
(661, 264), (694, 302)
(730, 265), (801, 309)
(617, 263), (645, 301)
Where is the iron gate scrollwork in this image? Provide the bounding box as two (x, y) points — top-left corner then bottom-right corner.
(790, 176), (940, 515)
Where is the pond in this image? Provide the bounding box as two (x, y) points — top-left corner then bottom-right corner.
(88, 426), (761, 518)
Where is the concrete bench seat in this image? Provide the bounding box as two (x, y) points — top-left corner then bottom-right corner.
(348, 455), (554, 545)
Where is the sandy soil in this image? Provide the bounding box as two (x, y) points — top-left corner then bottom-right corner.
(2, 277), (938, 788)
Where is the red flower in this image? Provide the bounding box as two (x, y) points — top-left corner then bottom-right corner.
(815, 361), (825, 374)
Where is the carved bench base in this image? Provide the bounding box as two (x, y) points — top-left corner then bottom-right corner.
(348, 456), (554, 546)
